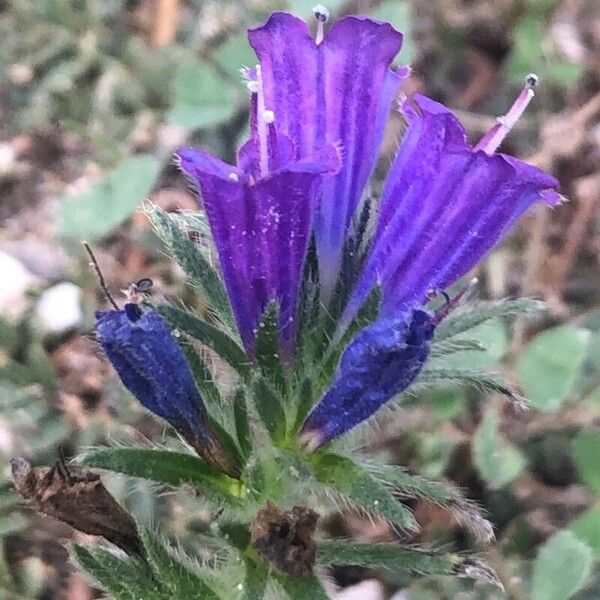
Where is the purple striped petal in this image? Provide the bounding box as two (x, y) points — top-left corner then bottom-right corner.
(249, 12), (405, 298)
(177, 145), (340, 363)
(342, 94), (560, 326)
(300, 308), (434, 450)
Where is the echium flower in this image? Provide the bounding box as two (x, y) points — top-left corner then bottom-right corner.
(176, 10), (559, 451)
(94, 283), (241, 478)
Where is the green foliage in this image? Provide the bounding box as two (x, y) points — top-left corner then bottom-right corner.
(233, 389), (253, 458)
(145, 203), (235, 330)
(518, 325), (590, 411)
(473, 411), (526, 489)
(167, 58), (239, 130)
(273, 572), (329, 600)
(80, 448), (245, 502)
(573, 431), (600, 493)
(255, 302), (286, 390)
(58, 155), (160, 240)
(310, 453), (418, 531)
(571, 508), (600, 558)
(507, 16), (583, 85)
(531, 531), (592, 600)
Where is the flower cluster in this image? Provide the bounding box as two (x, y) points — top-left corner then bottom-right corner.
(96, 10), (559, 468)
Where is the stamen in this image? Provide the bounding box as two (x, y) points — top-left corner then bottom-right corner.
(83, 242), (119, 310)
(433, 277), (479, 324)
(474, 74), (539, 155)
(313, 4), (329, 45)
(255, 65), (272, 177)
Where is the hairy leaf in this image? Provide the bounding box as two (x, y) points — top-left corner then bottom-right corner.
(80, 448), (245, 502)
(364, 463), (493, 542)
(252, 377), (287, 444)
(310, 453), (418, 531)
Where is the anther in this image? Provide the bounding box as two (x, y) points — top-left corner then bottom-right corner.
(246, 80), (259, 94)
(262, 109), (275, 124)
(313, 4), (329, 45)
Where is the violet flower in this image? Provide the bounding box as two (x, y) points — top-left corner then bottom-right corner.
(248, 10), (408, 301)
(177, 91), (341, 364)
(95, 301), (240, 477)
(175, 9), (559, 450)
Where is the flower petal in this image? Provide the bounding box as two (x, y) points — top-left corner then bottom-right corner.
(249, 12), (404, 296)
(342, 95), (560, 325)
(301, 309), (434, 450)
(177, 145), (340, 362)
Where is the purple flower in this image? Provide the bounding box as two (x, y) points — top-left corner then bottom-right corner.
(248, 11), (407, 300)
(340, 92), (560, 329)
(95, 304), (240, 477)
(300, 309), (435, 450)
(177, 115), (340, 365)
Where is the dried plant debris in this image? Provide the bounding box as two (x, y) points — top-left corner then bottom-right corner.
(10, 457), (141, 556)
(250, 501), (319, 577)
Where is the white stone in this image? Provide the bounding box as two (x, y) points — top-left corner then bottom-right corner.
(0, 251), (37, 321)
(35, 282), (83, 333)
(334, 579), (385, 600)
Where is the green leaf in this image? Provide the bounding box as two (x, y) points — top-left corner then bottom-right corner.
(317, 541), (454, 575)
(531, 531), (592, 600)
(273, 572), (329, 600)
(573, 431), (600, 493)
(233, 389), (252, 458)
(145, 203), (234, 329)
(58, 155), (159, 240)
(179, 341), (221, 415)
(473, 411), (526, 489)
(364, 462), (493, 542)
(435, 298), (544, 341)
(213, 33), (258, 79)
(310, 453), (418, 531)
(518, 326), (590, 412)
(80, 448), (245, 502)
(139, 528), (218, 597)
(168, 58), (238, 130)
(252, 376), (287, 444)
(158, 304), (250, 379)
(72, 545), (167, 600)
(571, 508), (600, 558)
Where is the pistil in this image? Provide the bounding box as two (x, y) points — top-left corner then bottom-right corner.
(474, 74), (539, 155)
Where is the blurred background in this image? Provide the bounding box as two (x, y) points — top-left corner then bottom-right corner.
(0, 0), (599, 598)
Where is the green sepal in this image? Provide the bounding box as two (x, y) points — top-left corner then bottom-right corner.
(435, 298), (545, 342)
(179, 339), (221, 414)
(233, 388), (253, 458)
(79, 448), (246, 503)
(241, 557), (268, 600)
(145, 203), (234, 330)
(252, 376), (287, 444)
(309, 453), (418, 531)
(158, 304), (251, 379)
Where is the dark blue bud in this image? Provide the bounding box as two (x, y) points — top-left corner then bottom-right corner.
(95, 305), (240, 477)
(300, 309), (434, 450)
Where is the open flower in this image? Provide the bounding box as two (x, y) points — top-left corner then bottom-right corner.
(175, 10), (559, 450)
